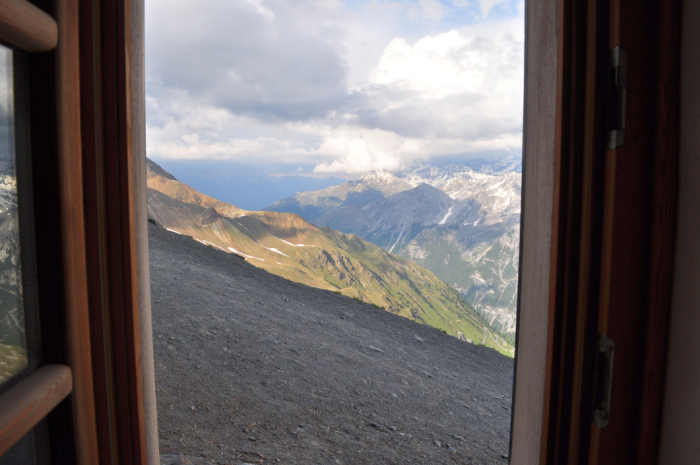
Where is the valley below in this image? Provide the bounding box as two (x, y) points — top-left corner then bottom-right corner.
(150, 223), (514, 465)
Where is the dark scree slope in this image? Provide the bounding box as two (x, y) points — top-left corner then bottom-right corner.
(150, 223), (513, 465)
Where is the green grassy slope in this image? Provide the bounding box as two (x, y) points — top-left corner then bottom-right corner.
(399, 226), (519, 336)
(146, 160), (514, 356)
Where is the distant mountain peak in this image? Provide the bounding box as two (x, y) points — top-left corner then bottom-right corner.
(146, 158), (177, 181)
(145, 157), (246, 218)
(359, 169), (400, 184)
(146, 164), (512, 355)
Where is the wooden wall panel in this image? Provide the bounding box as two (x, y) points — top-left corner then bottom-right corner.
(55, 0), (100, 462)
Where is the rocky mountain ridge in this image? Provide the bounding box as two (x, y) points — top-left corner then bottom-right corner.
(265, 158), (521, 336)
(150, 223), (514, 464)
(146, 159), (513, 355)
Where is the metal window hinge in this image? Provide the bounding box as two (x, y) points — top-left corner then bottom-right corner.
(593, 333), (615, 428)
(607, 47), (628, 149)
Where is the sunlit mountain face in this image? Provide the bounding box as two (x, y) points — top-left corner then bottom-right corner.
(146, 158), (514, 356)
(266, 158), (522, 337)
(145, 0), (525, 342)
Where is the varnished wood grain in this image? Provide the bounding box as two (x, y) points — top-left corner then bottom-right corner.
(103, 0), (147, 460)
(541, 0), (611, 462)
(636, 0), (682, 461)
(130, 0), (160, 459)
(593, 0), (681, 463)
(0, 365), (72, 456)
(78, 0), (147, 462)
(0, 0), (57, 52)
(55, 0), (100, 462)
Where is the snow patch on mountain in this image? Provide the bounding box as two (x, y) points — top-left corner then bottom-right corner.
(227, 247), (264, 261)
(359, 169), (399, 185)
(438, 206), (454, 225)
(260, 245), (289, 257)
(271, 235), (317, 248)
(265, 156), (523, 335)
(0, 172), (17, 215)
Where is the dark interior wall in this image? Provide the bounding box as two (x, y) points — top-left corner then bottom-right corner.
(659, 0), (700, 463)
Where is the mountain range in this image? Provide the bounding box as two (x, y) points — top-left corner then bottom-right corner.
(145, 159), (513, 356)
(0, 154), (28, 383)
(265, 158), (522, 336)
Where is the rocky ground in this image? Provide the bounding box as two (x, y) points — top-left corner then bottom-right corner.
(150, 224), (514, 465)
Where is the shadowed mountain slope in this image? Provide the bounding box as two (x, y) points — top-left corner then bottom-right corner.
(267, 162), (522, 336)
(146, 159), (513, 355)
(315, 183), (455, 254)
(265, 170), (412, 221)
(150, 223), (514, 464)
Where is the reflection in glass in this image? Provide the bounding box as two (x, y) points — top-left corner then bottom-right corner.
(0, 46), (27, 384)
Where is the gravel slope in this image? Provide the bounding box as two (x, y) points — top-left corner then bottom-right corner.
(150, 224), (514, 465)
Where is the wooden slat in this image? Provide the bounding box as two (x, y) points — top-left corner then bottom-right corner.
(77, 0), (148, 461)
(101, 0), (147, 460)
(55, 0), (100, 462)
(0, 365), (72, 456)
(541, 0), (611, 462)
(0, 0), (57, 52)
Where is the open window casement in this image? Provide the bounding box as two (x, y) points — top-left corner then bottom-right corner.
(0, 0), (692, 463)
(0, 0), (154, 463)
(513, 0), (683, 463)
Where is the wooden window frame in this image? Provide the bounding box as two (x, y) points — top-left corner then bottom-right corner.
(513, 0), (682, 463)
(0, 0), (151, 462)
(0, 0), (76, 458)
(0, 0), (685, 463)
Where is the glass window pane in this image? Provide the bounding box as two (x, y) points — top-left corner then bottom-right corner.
(0, 46), (27, 385)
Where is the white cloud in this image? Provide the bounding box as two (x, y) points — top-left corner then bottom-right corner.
(145, 0), (524, 175)
(420, 0), (446, 19)
(369, 30), (519, 99)
(312, 126), (521, 174)
(477, 0), (511, 17)
(407, 0), (447, 21)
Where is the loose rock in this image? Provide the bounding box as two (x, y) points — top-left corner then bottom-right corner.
(149, 224), (514, 465)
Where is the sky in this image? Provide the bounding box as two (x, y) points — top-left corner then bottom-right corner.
(145, 0), (525, 182)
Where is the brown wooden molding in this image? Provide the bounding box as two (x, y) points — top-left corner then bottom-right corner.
(0, 365), (72, 456)
(56, 0), (100, 462)
(78, 0), (147, 462)
(542, 0), (682, 463)
(0, 0), (57, 52)
(542, 0), (611, 462)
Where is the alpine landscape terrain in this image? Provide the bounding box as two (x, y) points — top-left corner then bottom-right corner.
(266, 157), (522, 338)
(0, 153), (27, 383)
(146, 159), (513, 355)
(150, 221), (514, 464)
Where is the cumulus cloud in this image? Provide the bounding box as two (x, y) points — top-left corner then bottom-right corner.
(145, 0), (524, 174)
(406, 0), (447, 21)
(477, 0), (512, 16)
(312, 126), (521, 173)
(146, 0), (351, 121)
(350, 29), (524, 138)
